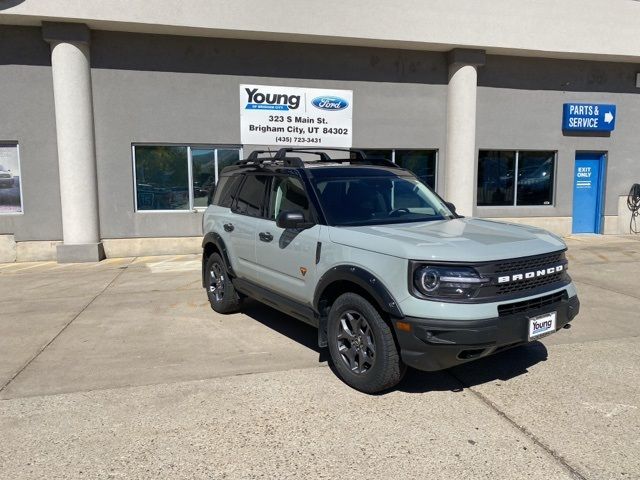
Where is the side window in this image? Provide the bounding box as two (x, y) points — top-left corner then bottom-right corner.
(214, 175), (241, 207)
(234, 174), (268, 217)
(268, 176), (311, 221)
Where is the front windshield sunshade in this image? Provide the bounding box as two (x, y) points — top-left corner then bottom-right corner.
(313, 176), (453, 226)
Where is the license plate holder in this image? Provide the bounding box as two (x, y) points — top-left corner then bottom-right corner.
(528, 311), (557, 341)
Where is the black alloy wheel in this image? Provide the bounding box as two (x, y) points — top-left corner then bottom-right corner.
(337, 310), (376, 374)
(205, 252), (241, 314)
(328, 292), (405, 393)
(209, 261), (226, 303)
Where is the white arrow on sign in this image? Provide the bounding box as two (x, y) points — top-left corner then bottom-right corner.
(604, 111), (614, 124)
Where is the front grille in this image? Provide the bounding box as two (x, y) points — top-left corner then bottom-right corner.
(495, 270), (565, 295)
(494, 252), (564, 274)
(473, 250), (570, 301)
(498, 291), (568, 317)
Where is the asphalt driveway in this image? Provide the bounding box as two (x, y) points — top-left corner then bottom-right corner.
(0, 236), (639, 479)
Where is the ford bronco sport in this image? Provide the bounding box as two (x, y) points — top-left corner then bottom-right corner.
(202, 148), (579, 393)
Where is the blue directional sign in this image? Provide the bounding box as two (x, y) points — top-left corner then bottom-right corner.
(562, 103), (616, 132)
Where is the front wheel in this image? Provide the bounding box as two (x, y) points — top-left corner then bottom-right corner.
(205, 252), (241, 314)
(327, 293), (405, 393)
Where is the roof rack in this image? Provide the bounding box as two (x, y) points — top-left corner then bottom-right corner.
(234, 147), (398, 169)
(275, 147), (367, 162)
(275, 148), (398, 168)
(246, 149), (274, 161)
(235, 150), (304, 168)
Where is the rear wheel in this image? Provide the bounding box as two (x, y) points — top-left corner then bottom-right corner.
(205, 252), (241, 313)
(327, 292), (404, 393)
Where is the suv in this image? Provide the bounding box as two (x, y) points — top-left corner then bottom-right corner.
(202, 148), (579, 393)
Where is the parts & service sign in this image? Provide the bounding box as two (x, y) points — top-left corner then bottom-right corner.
(240, 84), (353, 147)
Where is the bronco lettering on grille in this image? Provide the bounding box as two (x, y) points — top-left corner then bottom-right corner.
(497, 265), (564, 284)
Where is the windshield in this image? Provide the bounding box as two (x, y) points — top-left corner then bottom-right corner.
(313, 175), (453, 226)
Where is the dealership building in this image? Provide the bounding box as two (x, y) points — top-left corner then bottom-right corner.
(1, 1), (639, 262)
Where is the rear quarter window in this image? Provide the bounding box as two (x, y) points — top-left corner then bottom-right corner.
(233, 174), (269, 217)
(214, 175), (242, 208)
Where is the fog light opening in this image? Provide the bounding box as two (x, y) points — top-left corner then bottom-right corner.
(457, 348), (486, 360)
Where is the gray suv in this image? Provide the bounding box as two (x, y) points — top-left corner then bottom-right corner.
(202, 148), (579, 393)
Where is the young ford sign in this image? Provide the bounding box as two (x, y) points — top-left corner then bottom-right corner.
(240, 85), (353, 147)
(562, 103), (616, 132)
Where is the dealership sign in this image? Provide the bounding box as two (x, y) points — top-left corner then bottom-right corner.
(240, 84), (353, 147)
(562, 103), (616, 132)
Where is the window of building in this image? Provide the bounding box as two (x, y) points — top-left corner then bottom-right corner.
(133, 145), (241, 211)
(477, 150), (556, 207)
(360, 149), (437, 189)
(0, 143), (23, 214)
(395, 150), (437, 189)
(516, 151), (556, 206)
(360, 150), (393, 161)
(191, 148), (216, 208)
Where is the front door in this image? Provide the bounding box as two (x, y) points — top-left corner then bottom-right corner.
(255, 175), (320, 304)
(572, 152), (606, 234)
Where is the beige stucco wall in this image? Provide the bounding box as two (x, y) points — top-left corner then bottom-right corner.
(0, 235), (60, 263)
(1, 1), (640, 62)
(102, 237), (201, 258)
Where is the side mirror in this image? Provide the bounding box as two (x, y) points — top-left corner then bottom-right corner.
(445, 202), (458, 216)
(276, 210), (314, 230)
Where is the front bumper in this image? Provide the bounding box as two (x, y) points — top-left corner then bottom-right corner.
(396, 292), (579, 371)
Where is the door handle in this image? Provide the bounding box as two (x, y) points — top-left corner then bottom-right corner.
(259, 232), (273, 242)
(223, 223), (234, 232)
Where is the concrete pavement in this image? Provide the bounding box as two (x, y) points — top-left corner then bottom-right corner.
(0, 236), (639, 479)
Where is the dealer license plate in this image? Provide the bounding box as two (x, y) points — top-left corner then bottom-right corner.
(528, 312), (557, 341)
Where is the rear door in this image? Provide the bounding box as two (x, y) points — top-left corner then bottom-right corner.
(254, 175), (321, 304)
(227, 173), (269, 282)
(207, 173), (241, 266)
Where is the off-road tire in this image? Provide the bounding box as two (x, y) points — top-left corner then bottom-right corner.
(327, 292), (405, 393)
(205, 252), (241, 314)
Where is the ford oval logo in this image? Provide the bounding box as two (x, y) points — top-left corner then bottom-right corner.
(311, 96), (349, 111)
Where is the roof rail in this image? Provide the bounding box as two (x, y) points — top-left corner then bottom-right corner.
(275, 147), (368, 162)
(274, 148), (331, 161)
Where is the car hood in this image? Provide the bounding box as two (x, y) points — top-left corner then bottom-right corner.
(328, 218), (566, 262)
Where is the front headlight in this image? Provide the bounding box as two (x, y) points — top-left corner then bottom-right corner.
(412, 264), (488, 300)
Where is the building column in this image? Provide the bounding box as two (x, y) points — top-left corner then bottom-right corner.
(444, 49), (486, 217)
(43, 23), (104, 262)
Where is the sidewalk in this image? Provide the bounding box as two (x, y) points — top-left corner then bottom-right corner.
(0, 237), (639, 479)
